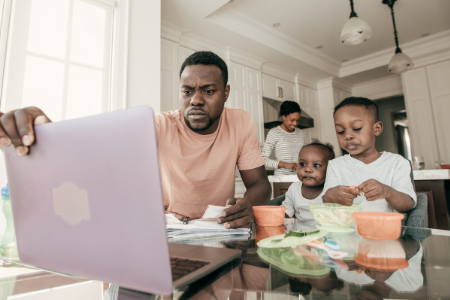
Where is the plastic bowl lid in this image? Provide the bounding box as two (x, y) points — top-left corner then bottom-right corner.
(351, 212), (404, 220)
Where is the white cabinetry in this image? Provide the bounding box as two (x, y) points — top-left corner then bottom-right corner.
(262, 74), (279, 99)
(426, 61), (450, 165)
(402, 60), (450, 168)
(261, 74), (295, 101)
(161, 38), (179, 112)
(229, 62), (264, 144)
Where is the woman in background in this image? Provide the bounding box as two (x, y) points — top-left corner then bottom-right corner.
(262, 101), (306, 175)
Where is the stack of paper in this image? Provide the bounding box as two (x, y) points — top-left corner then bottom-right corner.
(165, 207), (250, 240)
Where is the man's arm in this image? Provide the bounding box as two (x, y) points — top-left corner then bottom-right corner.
(217, 165), (271, 229)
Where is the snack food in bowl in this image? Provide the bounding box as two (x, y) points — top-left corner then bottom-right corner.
(308, 203), (361, 232)
(253, 206), (286, 226)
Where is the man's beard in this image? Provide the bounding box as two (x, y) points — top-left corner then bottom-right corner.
(184, 114), (220, 133)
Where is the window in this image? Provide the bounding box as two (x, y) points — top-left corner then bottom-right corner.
(0, 0), (126, 189)
(0, 0), (114, 121)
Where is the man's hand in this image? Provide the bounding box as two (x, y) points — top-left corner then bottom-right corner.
(217, 198), (254, 229)
(323, 186), (360, 206)
(358, 179), (392, 201)
(0, 107), (51, 156)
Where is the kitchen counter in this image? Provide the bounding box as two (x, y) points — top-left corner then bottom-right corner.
(268, 169), (450, 183)
(413, 169), (450, 180)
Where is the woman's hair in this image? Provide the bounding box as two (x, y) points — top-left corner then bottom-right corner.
(279, 101), (301, 117)
(301, 140), (335, 160)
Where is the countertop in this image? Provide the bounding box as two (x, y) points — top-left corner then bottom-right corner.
(268, 169), (450, 182)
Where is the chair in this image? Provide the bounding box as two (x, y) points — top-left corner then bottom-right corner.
(267, 193), (429, 228)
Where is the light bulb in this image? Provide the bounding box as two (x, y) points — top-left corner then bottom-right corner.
(388, 52), (414, 74)
(340, 17), (373, 45)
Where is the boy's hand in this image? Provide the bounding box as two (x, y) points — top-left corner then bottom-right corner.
(358, 179), (392, 201)
(323, 186), (359, 206)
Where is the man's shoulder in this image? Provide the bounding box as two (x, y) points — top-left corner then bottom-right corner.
(223, 107), (254, 129)
(155, 110), (182, 126)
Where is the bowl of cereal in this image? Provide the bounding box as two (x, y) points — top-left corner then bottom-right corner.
(308, 203), (361, 232)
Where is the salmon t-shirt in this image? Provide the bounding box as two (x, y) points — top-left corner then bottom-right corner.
(155, 107), (264, 219)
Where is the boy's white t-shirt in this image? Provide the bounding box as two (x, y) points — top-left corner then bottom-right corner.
(281, 181), (323, 228)
(323, 152), (416, 212)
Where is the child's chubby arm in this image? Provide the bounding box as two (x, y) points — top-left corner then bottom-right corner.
(282, 182), (298, 218)
(358, 179), (415, 212)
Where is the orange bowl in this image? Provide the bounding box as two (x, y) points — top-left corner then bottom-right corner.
(355, 238), (409, 271)
(352, 212), (404, 240)
(253, 206), (286, 226)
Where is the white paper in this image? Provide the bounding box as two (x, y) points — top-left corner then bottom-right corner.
(201, 205), (227, 220)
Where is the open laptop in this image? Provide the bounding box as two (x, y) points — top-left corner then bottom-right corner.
(3, 106), (242, 295)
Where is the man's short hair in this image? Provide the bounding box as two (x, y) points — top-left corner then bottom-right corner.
(301, 140), (335, 160)
(279, 101), (301, 117)
(333, 97), (379, 122)
(179, 51), (228, 87)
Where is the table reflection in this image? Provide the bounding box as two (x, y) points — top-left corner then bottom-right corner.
(110, 221), (444, 300)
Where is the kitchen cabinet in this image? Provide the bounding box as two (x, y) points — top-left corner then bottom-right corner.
(228, 62), (264, 144)
(161, 38), (179, 112)
(279, 80), (295, 101)
(261, 74), (295, 101)
(426, 61), (450, 165)
(402, 60), (450, 168)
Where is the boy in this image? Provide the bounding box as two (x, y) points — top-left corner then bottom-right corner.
(323, 97), (416, 212)
(282, 142), (335, 228)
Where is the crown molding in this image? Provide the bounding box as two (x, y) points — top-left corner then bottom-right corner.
(226, 46), (267, 70)
(207, 7), (341, 76)
(340, 29), (450, 77)
(352, 75), (403, 100)
(179, 32), (227, 59)
(161, 21), (188, 43)
(294, 73), (317, 90)
(317, 77), (334, 90)
(316, 77), (351, 92)
(261, 63), (297, 84)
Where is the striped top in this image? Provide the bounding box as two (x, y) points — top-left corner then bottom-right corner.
(262, 126), (306, 175)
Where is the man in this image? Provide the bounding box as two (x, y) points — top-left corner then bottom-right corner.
(0, 51), (271, 228)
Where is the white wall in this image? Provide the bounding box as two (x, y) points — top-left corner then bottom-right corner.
(126, 0), (161, 112)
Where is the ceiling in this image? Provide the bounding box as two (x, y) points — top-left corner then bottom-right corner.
(225, 0), (450, 62)
(162, 0), (450, 87)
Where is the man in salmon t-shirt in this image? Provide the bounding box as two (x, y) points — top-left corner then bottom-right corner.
(0, 51), (271, 229)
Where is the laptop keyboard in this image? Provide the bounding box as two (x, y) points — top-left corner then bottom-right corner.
(170, 257), (210, 281)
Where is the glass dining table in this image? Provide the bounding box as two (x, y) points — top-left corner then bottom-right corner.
(1, 222), (450, 300)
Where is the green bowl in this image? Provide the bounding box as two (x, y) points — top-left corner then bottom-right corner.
(308, 203), (361, 229)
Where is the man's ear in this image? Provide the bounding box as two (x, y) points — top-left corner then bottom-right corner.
(224, 84), (230, 102)
(374, 121), (383, 137)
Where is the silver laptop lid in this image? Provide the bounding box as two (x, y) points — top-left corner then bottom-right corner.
(4, 106), (173, 294)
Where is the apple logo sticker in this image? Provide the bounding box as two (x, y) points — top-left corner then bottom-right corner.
(52, 182), (91, 225)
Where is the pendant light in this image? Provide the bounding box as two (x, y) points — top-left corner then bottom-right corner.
(340, 0), (373, 45)
(384, 0), (414, 74)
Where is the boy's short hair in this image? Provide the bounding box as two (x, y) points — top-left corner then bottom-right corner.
(179, 51), (228, 87)
(280, 101), (301, 117)
(333, 97), (379, 122)
(301, 140), (335, 160)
